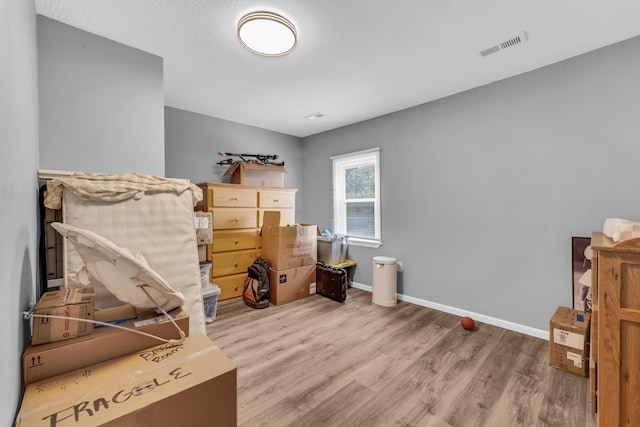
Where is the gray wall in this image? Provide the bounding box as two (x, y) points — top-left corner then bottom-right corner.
(38, 16), (165, 176)
(5, 17), (637, 424)
(0, 0), (39, 423)
(302, 36), (640, 332)
(165, 106), (305, 218)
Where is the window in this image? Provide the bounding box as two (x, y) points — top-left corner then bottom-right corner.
(332, 148), (381, 247)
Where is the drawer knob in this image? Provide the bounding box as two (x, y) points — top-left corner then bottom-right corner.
(231, 197), (239, 201)
(233, 218), (239, 222)
(234, 240), (239, 244)
(234, 285), (238, 291)
(273, 199), (279, 202)
(234, 262), (238, 267)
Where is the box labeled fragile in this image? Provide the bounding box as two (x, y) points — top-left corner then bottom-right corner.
(31, 287), (95, 345)
(261, 211), (317, 270)
(23, 305), (189, 385)
(269, 264), (315, 306)
(223, 161), (286, 187)
(549, 306), (591, 377)
(16, 334), (237, 427)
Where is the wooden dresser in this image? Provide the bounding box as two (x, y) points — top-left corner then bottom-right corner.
(196, 182), (297, 301)
(590, 232), (640, 426)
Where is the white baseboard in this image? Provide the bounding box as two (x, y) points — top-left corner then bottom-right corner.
(351, 282), (548, 340)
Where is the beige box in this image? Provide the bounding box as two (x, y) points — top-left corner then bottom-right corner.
(261, 211), (317, 270)
(269, 264), (315, 306)
(198, 244), (207, 262)
(23, 305), (189, 385)
(549, 306), (591, 377)
(194, 211), (213, 244)
(16, 333), (237, 427)
(31, 287), (95, 345)
(223, 162), (286, 187)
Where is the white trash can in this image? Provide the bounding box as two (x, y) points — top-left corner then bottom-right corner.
(372, 256), (397, 307)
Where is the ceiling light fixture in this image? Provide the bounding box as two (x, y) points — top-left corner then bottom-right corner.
(237, 11), (297, 57)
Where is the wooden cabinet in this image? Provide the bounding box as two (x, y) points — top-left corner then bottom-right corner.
(590, 232), (640, 426)
(197, 182), (297, 301)
(258, 189), (296, 227)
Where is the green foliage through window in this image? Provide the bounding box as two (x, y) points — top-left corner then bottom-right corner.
(345, 165), (375, 199)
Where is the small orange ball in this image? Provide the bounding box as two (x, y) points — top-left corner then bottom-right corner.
(461, 316), (475, 331)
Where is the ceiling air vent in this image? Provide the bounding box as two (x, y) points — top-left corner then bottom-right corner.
(304, 112), (325, 120)
(480, 31), (528, 57)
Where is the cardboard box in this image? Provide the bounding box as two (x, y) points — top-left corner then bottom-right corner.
(261, 211), (317, 270)
(223, 161), (286, 187)
(198, 244), (207, 262)
(269, 264), (315, 305)
(31, 287), (95, 345)
(194, 211), (213, 244)
(549, 306), (591, 377)
(16, 333), (237, 427)
(23, 305), (189, 385)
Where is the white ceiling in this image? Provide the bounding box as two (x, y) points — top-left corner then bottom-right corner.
(35, 1), (640, 138)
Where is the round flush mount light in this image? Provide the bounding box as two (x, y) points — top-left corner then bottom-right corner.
(237, 11), (297, 57)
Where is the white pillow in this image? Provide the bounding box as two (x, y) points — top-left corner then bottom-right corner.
(51, 222), (185, 312)
(603, 218), (640, 242)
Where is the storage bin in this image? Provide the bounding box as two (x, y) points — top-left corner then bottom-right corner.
(202, 284), (220, 323)
(199, 261), (212, 288)
(317, 235), (348, 265)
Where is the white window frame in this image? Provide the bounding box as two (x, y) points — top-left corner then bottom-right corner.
(331, 148), (382, 248)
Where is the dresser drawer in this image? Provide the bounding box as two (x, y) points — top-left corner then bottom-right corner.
(211, 249), (258, 277)
(215, 273), (246, 301)
(209, 187), (257, 207)
(210, 229), (259, 253)
(212, 208), (257, 229)
(259, 208), (295, 227)
(258, 190), (295, 208)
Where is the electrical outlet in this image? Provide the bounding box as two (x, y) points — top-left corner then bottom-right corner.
(397, 261), (403, 272)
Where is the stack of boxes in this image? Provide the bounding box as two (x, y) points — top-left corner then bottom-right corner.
(549, 306), (591, 377)
(30, 287), (95, 345)
(195, 211), (213, 262)
(195, 211), (220, 322)
(17, 210), (237, 425)
(17, 335), (236, 426)
(261, 211), (317, 305)
(23, 288), (191, 384)
(17, 286), (237, 426)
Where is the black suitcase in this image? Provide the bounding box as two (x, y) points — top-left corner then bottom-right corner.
(316, 262), (348, 302)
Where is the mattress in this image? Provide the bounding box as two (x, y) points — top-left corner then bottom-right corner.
(46, 173), (206, 335)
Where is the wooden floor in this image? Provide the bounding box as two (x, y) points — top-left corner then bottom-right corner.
(207, 288), (596, 427)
